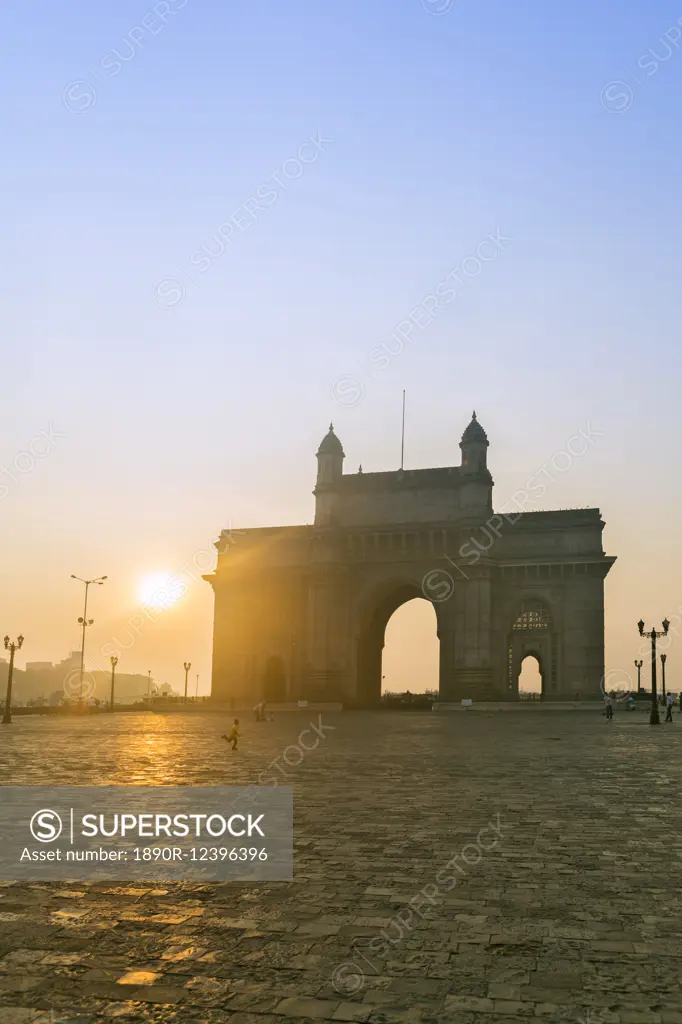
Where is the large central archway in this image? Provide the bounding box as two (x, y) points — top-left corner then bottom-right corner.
(382, 597), (439, 697)
(356, 583), (441, 706)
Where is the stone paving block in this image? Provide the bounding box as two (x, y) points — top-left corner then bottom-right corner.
(492, 1000), (534, 1015)
(487, 984), (522, 1000)
(444, 994), (494, 1012)
(274, 995), (342, 1017)
(0, 1011), (47, 1024)
(530, 971), (583, 990)
(128, 984), (186, 1003)
(332, 1003), (374, 1021)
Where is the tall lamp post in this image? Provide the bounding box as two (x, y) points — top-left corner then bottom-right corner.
(71, 575), (107, 702)
(195, 673), (199, 700)
(184, 662), (191, 704)
(638, 618), (670, 725)
(2, 635), (24, 725)
(147, 670), (152, 700)
(109, 656), (118, 712)
(661, 654), (667, 701)
(634, 659), (643, 693)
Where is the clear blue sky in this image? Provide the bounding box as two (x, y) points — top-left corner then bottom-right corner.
(1, 0), (681, 691)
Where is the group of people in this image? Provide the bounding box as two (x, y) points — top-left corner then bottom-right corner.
(604, 691), (680, 721)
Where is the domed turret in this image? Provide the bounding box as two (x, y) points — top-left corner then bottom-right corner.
(317, 423), (344, 457)
(460, 411), (489, 474)
(314, 424), (345, 525)
(461, 410), (488, 445)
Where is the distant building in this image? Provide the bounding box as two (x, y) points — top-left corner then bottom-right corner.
(15, 653), (150, 705)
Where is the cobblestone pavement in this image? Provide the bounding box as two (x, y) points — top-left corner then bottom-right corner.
(0, 709), (681, 1024)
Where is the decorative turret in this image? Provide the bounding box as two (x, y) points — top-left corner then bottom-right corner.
(460, 411), (489, 475)
(316, 424), (344, 482)
(314, 424), (345, 525)
(459, 412), (492, 516)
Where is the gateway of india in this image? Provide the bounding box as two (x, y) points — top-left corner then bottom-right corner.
(206, 414), (615, 705)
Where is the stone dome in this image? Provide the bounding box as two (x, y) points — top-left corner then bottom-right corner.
(317, 423), (344, 456)
(461, 411), (488, 444)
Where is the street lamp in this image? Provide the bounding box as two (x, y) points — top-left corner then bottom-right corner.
(109, 656), (118, 712)
(195, 673), (199, 700)
(2, 635), (24, 725)
(638, 618), (670, 725)
(634, 659), (643, 693)
(147, 670), (152, 700)
(71, 575), (107, 702)
(661, 653), (667, 701)
(184, 662), (191, 704)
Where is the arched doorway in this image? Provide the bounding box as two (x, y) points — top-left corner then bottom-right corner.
(263, 656), (286, 701)
(357, 584), (440, 706)
(518, 653), (543, 700)
(507, 598), (556, 700)
(382, 598), (439, 699)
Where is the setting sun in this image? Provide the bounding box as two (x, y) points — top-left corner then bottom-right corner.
(138, 573), (185, 610)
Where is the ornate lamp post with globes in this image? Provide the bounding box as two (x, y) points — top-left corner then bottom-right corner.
(638, 618), (670, 725)
(71, 575), (107, 703)
(109, 656), (118, 712)
(634, 659), (643, 694)
(2, 635), (24, 725)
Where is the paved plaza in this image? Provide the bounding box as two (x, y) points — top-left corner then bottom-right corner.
(0, 709), (681, 1023)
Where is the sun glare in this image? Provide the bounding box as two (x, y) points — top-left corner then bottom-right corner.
(138, 573), (185, 610)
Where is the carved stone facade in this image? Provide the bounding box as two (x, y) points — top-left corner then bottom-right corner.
(207, 415), (615, 705)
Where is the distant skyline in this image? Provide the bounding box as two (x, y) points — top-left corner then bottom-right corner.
(2, 0), (682, 695)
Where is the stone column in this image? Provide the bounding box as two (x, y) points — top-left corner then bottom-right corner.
(437, 626), (457, 702)
(209, 577), (254, 704)
(561, 570), (605, 699)
(307, 566), (348, 701)
(452, 564), (494, 699)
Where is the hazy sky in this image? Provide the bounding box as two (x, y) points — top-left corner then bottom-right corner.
(2, 0), (681, 695)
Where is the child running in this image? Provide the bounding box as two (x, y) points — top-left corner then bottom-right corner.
(222, 718), (240, 750)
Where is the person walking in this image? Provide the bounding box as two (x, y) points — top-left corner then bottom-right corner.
(604, 695), (613, 721)
(665, 693), (674, 723)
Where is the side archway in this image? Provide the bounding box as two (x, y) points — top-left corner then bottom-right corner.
(507, 598), (557, 700)
(518, 652), (544, 698)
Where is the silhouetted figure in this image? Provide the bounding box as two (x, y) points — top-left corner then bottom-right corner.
(604, 695), (613, 720)
(665, 693), (674, 722)
(222, 719), (240, 749)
